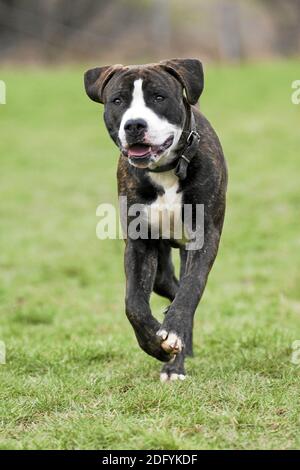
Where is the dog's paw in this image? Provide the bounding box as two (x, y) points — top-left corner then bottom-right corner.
(160, 372), (186, 383)
(160, 359), (186, 383)
(156, 329), (183, 355)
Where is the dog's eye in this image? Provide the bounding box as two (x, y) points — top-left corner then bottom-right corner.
(113, 97), (122, 105)
(154, 95), (165, 102)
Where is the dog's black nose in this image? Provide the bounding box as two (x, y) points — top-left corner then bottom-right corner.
(124, 119), (147, 137)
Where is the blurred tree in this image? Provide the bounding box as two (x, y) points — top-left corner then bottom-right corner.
(216, 0), (244, 60)
(0, 0), (299, 63)
(261, 0), (300, 56)
(151, 0), (171, 57)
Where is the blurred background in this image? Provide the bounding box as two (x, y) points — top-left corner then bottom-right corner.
(1, 0), (300, 450)
(0, 0), (300, 64)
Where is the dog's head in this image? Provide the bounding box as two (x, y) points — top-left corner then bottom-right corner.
(84, 59), (204, 169)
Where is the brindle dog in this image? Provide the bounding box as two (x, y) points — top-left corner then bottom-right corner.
(84, 59), (227, 381)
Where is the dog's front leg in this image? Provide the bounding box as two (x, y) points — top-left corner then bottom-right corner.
(125, 238), (174, 362)
(157, 224), (221, 356)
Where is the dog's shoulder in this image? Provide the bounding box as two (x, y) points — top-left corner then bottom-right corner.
(193, 108), (228, 187)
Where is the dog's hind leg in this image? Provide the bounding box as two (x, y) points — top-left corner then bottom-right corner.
(159, 247), (190, 381)
(125, 238), (175, 362)
(153, 241), (179, 302)
(179, 247), (194, 357)
(179, 246), (188, 280)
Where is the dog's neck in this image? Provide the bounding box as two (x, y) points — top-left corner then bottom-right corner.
(148, 103), (200, 181)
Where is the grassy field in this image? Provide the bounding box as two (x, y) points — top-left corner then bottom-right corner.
(0, 61), (300, 450)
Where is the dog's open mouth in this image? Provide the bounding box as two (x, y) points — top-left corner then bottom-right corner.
(128, 143), (152, 159)
(125, 135), (174, 162)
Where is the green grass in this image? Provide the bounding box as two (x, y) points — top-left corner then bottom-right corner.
(0, 61), (300, 450)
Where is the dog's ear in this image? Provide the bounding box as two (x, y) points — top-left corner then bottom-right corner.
(160, 58), (204, 105)
(84, 65), (123, 103)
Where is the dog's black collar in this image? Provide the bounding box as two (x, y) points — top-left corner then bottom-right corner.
(148, 109), (200, 181)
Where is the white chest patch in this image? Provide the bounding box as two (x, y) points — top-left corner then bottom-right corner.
(145, 171), (186, 241)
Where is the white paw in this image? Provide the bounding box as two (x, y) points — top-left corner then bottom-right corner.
(160, 372), (186, 383)
(160, 372), (169, 383)
(170, 373), (186, 381)
(156, 329), (183, 354)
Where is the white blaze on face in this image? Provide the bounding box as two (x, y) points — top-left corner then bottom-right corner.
(118, 79), (182, 165)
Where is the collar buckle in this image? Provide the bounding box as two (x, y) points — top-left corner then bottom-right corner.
(187, 130), (200, 145)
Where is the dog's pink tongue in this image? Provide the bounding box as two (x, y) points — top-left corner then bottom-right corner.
(128, 145), (150, 157)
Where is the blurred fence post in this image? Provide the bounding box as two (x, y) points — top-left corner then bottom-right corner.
(151, 0), (171, 56)
(216, 0), (243, 61)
